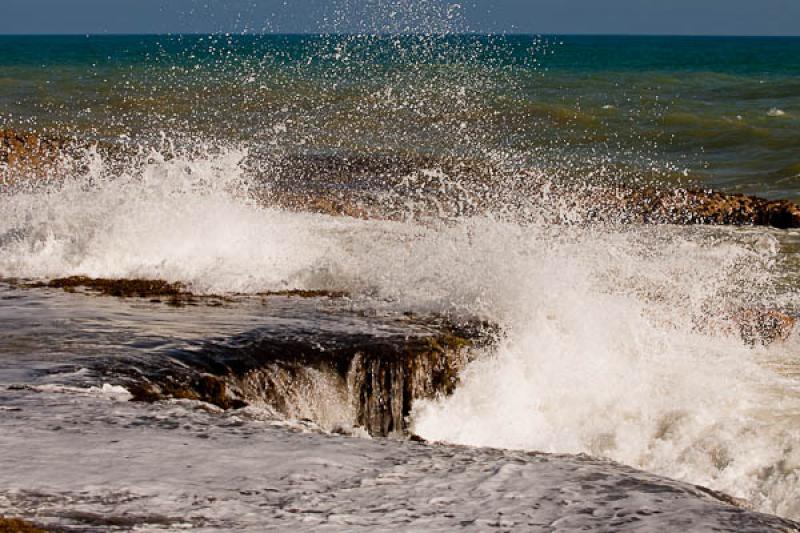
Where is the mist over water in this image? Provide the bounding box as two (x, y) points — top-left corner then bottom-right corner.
(1, 1), (800, 523)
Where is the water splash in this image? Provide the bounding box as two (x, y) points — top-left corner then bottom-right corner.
(1, 3), (800, 522)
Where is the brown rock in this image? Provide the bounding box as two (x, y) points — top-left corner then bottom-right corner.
(734, 309), (796, 346)
(697, 308), (796, 346)
(0, 129), (66, 184)
(0, 517), (48, 533)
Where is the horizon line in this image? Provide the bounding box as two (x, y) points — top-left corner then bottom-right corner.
(1, 31), (800, 39)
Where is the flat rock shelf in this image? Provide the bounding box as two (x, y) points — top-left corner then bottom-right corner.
(0, 281), (489, 437)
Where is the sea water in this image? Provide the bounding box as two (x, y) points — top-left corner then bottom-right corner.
(1, 30), (800, 529)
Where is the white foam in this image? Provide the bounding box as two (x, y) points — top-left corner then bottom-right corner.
(1, 393), (792, 531)
(0, 148), (344, 294)
(768, 108), (786, 117)
(1, 148), (799, 519)
(27, 383), (132, 401)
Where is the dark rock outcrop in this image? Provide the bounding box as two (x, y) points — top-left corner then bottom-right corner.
(31, 276), (187, 298)
(124, 319), (487, 437)
(20, 276), (492, 437)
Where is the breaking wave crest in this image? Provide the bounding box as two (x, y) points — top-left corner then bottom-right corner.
(1, 146), (799, 519)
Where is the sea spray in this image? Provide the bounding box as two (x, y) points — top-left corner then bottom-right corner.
(408, 224), (800, 519)
(3, 145), (800, 517)
(2, 5), (800, 522)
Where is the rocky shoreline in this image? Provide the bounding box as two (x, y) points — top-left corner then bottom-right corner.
(256, 151), (800, 228)
(3, 276), (490, 437)
(6, 274), (794, 441)
(122, 315), (484, 437)
(4, 129), (800, 228)
(3, 126), (798, 433)
(4, 129), (800, 529)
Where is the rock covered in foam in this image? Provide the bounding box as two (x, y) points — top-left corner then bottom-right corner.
(0, 130), (65, 182)
(259, 152), (800, 228)
(4, 128), (800, 228)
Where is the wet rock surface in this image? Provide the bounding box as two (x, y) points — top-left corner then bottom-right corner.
(574, 184), (800, 229)
(120, 316), (487, 436)
(257, 151), (800, 228)
(732, 309), (798, 346)
(16, 274), (794, 348)
(0, 130), (63, 169)
(6, 277), (348, 307)
(0, 279), (489, 437)
(27, 276), (190, 301)
(0, 130), (76, 187)
(3, 273), (795, 436)
(3, 391), (800, 532)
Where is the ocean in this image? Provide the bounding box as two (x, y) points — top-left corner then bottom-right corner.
(1, 33), (800, 531)
(1, 34), (799, 197)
